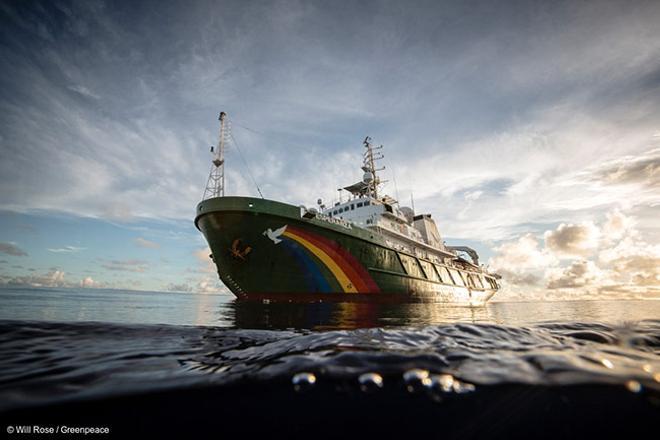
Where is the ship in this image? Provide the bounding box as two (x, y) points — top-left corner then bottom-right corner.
(195, 112), (500, 304)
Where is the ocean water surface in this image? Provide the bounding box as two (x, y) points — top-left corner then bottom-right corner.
(0, 287), (658, 438)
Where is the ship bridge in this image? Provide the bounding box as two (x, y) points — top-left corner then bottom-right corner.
(317, 136), (453, 258)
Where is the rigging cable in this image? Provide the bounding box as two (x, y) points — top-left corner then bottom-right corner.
(228, 129), (265, 199)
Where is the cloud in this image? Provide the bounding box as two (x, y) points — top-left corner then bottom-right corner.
(602, 209), (635, 242)
(100, 259), (148, 273)
(47, 245), (85, 253)
(488, 233), (556, 291)
(67, 84), (100, 100)
(186, 246), (225, 293)
(584, 148), (660, 189)
(0, 270), (67, 288)
(1, 1), (659, 296)
(194, 247), (216, 274)
(165, 283), (193, 293)
(134, 237), (160, 249)
(0, 0), (658, 233)
(80, 276), (99, 288)
(0, 242), (27, 256)
(490, 233), (555, 271)
(547, 260), (602, 289)
(544, 222), (600, 258)
(490, 209), (660, 300)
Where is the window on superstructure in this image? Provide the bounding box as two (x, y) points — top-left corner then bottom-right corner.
(333, 210), (338, 215)
(364, 201), (370, 206)
(448, 268), (465, 287)
(351, 204), (355, 210)
(357, 202), (363, 208)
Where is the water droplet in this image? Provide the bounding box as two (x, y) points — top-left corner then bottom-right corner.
(625, 380), (642, 393)
(642, 364), (652, 374)
(452, 380), (476, 394)
(403, 369), (431, 393)
(292, 372), (316, 392)
(358, 372), (383, 393)
(601, 358), (614, 369)
(429, 374), (455, 393)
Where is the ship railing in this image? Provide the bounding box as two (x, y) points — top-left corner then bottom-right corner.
(301, 206), (353, 230)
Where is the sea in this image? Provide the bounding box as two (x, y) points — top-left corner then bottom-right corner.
(0, 287), (658, 439)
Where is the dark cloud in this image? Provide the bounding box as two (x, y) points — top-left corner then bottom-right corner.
(0, 242), (28, 256)
(165, 283), (193, 293)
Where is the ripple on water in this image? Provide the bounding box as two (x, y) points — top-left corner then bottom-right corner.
(0, 319), (659, 411)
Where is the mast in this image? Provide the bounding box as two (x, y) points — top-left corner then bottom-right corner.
(203, 112), (229, 199)
(362, 136), (385, 199)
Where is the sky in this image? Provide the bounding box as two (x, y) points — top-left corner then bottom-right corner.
(0, 0), (658, 300)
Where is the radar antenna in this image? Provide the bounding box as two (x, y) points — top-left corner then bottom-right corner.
(203, 112), (229, 199)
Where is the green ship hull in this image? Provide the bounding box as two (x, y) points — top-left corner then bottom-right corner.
(195, 196), (497, 304)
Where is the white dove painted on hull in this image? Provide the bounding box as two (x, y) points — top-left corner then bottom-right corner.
(263, 225), (287, 244)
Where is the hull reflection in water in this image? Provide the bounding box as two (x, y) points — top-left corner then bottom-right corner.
(227, 300), (494, 330)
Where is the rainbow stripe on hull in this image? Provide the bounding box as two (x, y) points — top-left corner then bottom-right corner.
(278, 226), (380, 294)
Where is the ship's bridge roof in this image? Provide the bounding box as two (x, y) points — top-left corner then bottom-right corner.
(343, 181), (370, 196)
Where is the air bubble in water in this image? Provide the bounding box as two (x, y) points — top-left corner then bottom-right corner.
(358, 372), (383, 393)
(626, 380), (642, 393)
(292, 372), (316, 392)
(452, 380), (476, 394)
(429, 374), (455, 393)
(403, 369), (431, 393)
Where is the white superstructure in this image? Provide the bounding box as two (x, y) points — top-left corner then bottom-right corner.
(316, 137), (501, 293)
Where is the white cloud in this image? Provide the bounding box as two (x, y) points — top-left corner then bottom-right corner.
(47, 245), (85, 253)
(490, 209), (660, 300)
(67, 84), (100, 100)
(100, 259), (148, 273)
(134, 237), (160, 249)
(0, 270), (67, 288)
(80, 276), (99, 288)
